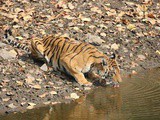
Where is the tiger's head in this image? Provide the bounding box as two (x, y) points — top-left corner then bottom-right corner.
(107, 54), (122, 83)
(90, 53), (122, 85)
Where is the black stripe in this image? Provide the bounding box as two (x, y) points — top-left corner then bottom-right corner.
(59, 40), (66, 56)
(69, 44), (89, 63)
(44, 39), (63, 55)
(72, 43), (83, 53)
(49, 40), (63, 65)
(62, 65), (68, 75)
(44, 37), (54, 48)
(57, 41), (67, 69)
(43, 35), (53, 46)
(88, 50), (99, 55)
(82, 47), (95, 53)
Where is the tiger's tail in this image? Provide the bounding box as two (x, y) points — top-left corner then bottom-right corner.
(4, 29), (31, 54)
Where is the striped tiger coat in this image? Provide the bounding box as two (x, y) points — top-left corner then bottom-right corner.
(4, 29), (122, 86)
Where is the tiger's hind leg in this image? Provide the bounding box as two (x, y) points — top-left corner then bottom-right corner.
(60, 54), (92, 86)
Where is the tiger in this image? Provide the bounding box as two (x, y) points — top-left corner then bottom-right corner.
(4, 29), (122, 86)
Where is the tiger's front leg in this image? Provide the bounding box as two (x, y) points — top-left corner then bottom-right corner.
(87, 71), (101, 80)
(72, 73), (92, 86)
(60, 54), (92, 86)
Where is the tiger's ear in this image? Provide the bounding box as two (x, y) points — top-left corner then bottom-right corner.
(102, 58), (107, 65)
(110, 53), (116, 59)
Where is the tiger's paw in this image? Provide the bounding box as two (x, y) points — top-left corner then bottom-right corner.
(112, 82), (120, 88)
(81, 81), (92, 87)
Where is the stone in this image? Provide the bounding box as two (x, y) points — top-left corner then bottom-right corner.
(70, 93), (79, 99)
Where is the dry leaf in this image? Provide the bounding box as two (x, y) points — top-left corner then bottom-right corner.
(25, 74), (35, 84)
(116, 24), (125, 32)
(46, 15), (56, 22)
(81, 17), (91, 22)
(68, 2), (74, 10)
(121, 19), (130, 25)
(111, 43), (120, 50)
(127, 24), (136, 31)
(16, 81), (23, 86)
(146, 18), (156, 25)
(91, 7), (102, 14)
(64, 15), (75, 20)
(15, 7), (23, 13)
(23, 15), (32, 21)
(79, 14), (91, 22)
(106, 9), (116, 16)
(39, 93), (47, 98)
(156, 50), (160, 55)
(147, 13), (156, 18)
(32, 84), (41, 89)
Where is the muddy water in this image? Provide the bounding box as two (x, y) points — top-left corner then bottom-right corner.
(0, 68), (160, 120)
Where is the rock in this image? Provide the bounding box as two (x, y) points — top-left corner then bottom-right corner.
(73, 27), (80, 31)
(155, 26), (160, 31)
(0, 49), (17, 59)
(0, 42), (6, 47)
(70, 93), (79, 99)
(75, 88), (80, 90)
(27, 105), (35, 110)
(40, 64), (48, 72)
(58, 23), (64, 27)
(137, 54), (146, 61)
(50, 91), (57, 95)
(2, 98), (10, 102)
(21, 102), (26, 106)
(85, 33), (105, 46)
(101, 44), (110, 49)
(132, 70), (137, 75)
(8, 103), (17, 109)
(43, 101), (51, 105)
(28, 102), (36, 106)
(84, 87), (91, 90)
(100, 32), (106, 37)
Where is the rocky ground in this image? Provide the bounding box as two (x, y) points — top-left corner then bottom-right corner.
(0, 0), (160, 115)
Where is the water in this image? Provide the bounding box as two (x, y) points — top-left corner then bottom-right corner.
(0, 68), (160, 120)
